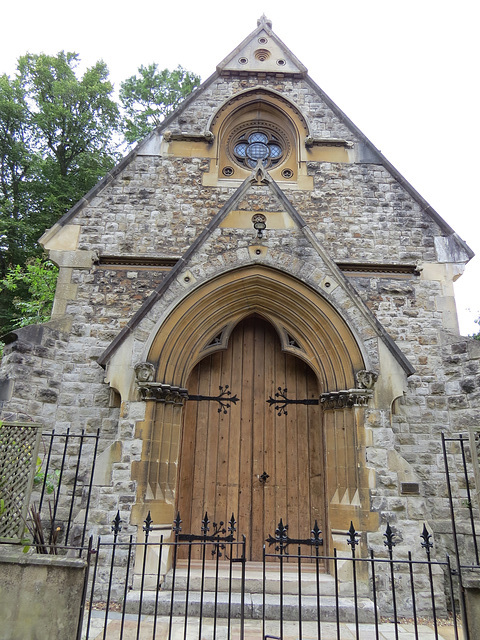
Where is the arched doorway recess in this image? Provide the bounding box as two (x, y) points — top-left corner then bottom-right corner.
(134, 266), (373, 556)
(177, 315), (323, 561)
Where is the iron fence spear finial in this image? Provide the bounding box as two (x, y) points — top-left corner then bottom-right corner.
(112, 510), (122, 539)
(383, 522), (396, 552)
(421, 523), (433, 558)
(173, 511), (182, 534)
(311, 520), (323, 546)
(143, 511), (153, 541)
(347, 521), (360, 553)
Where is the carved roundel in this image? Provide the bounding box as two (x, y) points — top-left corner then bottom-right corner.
(227, 122), (290, 170)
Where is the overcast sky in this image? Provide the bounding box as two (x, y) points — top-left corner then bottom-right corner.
(2, 0), (478, 334)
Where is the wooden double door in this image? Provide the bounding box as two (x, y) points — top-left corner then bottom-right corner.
(177, 316), (325, 560)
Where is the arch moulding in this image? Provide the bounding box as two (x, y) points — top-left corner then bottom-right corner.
(130, 266), (379, 539)
(146, 265), (365, 392)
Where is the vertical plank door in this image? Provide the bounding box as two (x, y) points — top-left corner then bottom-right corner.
(177, 316), (324, 560)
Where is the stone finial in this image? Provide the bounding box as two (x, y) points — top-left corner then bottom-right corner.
(257, 14), (273, 29)
(134, 362), (155, 383)
(356, 370), (378, 390)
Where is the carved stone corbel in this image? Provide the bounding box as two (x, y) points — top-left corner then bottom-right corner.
(320, 388), (373, 410)
(204, 130), (214, 143)
(163, 130), (214, 144)
(134, 362), (188, 405)
(134, 362), (155, 383)
(137, 382), (189, 405)
(305, 136), (354, 148)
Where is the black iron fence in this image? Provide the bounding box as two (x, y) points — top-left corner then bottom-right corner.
(263, 519), (461, 640)
(2, 425), (478, 638)
(82, 512), (247, 640)
(80, 512), (463, 640)
(442, 432), (480, 568)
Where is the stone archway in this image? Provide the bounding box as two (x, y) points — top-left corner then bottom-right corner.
(131, 266), (377, 550)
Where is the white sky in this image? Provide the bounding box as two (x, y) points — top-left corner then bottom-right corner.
(1, 0), (479, 334)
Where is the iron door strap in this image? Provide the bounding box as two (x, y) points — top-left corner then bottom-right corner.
(188, 385), (239, 413)
(266, 387), (319, 416)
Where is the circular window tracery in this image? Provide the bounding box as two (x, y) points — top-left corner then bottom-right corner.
(229, 126), (289, 170)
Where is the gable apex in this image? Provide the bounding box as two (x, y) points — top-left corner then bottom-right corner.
(216, 17), (307, 77)
(39, 17), (472, 266)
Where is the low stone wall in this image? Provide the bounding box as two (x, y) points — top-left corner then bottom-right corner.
(0, 551), (87, 640)
(463, 575), (480, 640)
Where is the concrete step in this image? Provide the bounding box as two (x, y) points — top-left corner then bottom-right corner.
(125, 590), (375, 623)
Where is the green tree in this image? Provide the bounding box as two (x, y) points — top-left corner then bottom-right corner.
(1, 256), (58, 328)
(0, 52), (119, 334)
(18, 51), (120, 221)
(473, 318), (480, 340)
(0, 73), (38, 273)
(120, 64), (201, 143)
(0, 54), (199, 335)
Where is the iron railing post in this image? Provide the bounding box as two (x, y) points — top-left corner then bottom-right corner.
(80, 428), (100, 550)
(459, 435), (480, 565)
(76, 535), (94, 640)
(369, 549), (380, 640)
(119, 535), (133, 640)
(136, 511), (153, 640)
(407, 551), (419, 640)
(442, 432), (470, 640)
(347, 522), (360, 639)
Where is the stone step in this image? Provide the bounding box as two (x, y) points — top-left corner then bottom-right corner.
(162, 571), (364, 597)
(134, 565), (369, 598)
(125, 590), (375, 623)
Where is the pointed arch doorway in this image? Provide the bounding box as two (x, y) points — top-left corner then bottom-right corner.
(177, 315), (325, 561)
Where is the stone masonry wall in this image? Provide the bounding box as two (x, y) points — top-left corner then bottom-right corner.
(74, 156), (443, 264)
(0, 322), (141, 541)
(365, 332), (480, 570)
(0, 65), (477, 563)
(71, 267), (168, 342)
(167, 75), (358, 141)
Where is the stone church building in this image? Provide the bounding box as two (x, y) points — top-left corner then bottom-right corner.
(1, 16), (479, 566)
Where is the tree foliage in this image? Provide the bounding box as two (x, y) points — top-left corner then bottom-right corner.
(0, 72), (38, 272)
(0, 52), (200, 335)
(1, 257), (58, 328)
(473, 318), (480, 341)
(120, 65), (201, 143)
(18, 52), (120, 221)
(0, 52), (120, 333)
